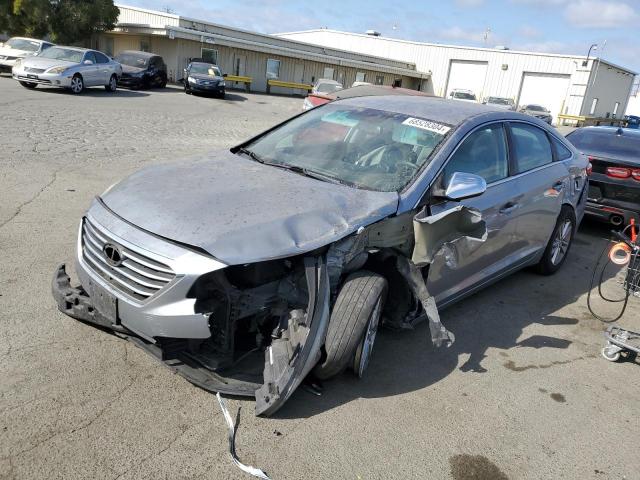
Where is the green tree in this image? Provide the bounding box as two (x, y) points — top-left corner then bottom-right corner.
(49, 0), (119, 45)
(0, 0), (52, 39)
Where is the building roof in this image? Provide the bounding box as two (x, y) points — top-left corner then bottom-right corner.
(113, 5), (428, 78)
(277, 28), (637, 75)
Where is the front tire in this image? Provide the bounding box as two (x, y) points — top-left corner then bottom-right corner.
(105, 74), (117, 92)
(19, 81), (37, 89)
(314, 271), (387, 380)
(70, 74), (84, 94)
(536, 206), (576, 275)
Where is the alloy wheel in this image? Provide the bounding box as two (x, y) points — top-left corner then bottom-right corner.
(71, 76), (83, 94)
(550, 219), (572, 265)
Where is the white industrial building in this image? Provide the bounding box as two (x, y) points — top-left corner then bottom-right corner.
(94, 5), (427, 95)
(278, 29), (636, 125)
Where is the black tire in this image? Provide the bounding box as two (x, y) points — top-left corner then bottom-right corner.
(104, 74), (117, 92)
(314, 271), (387, 380)
(160, 75), (167, 88)
(184, 82), (191, 94)
(19, 81), (37, 89)
(535, 205), (576, 275)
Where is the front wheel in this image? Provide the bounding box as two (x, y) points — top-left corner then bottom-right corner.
(70, 74), (84, 94)
(314, 271), (387, 380)
(535, 206), (576, 275)
(19, 81), (37, 89)
(104, 74), (117, 92)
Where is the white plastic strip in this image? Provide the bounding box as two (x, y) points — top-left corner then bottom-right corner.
(216, 393), (272, 480)
(402, 117), (451, 135)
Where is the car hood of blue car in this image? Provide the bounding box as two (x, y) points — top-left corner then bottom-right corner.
(100, 149), (399, 265)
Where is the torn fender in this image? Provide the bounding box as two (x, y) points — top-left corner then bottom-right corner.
(412, 205), (487, 267)
(255, 256), (330, 416)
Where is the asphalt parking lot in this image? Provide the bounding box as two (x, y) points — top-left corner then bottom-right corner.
(1, 77), (639, 480)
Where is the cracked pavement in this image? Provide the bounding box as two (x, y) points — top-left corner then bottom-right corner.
(1, 76), (639, 480)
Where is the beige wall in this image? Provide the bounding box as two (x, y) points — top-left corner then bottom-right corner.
(98, 33), (423, 94)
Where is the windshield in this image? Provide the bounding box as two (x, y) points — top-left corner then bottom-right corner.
(115, 53), (148, 68)
(488, 97), (510, 105)
(526, 105), (546, 112)
(38, 47), (84, 63)
(567, 130), (640, 159)
(317, 83), (343, 94)
(190, 64), (221, 76)
(453, 92), (476, 100)
(6, 38), (40, 52)
(244, 104), (450, 192)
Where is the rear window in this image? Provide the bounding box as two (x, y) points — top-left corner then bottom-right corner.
(567, 129), (640, 159)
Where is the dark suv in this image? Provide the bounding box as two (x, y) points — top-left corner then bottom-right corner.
(115, 50), (167, 89)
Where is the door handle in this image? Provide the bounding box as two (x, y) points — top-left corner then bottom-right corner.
(499, 202), (519, 214)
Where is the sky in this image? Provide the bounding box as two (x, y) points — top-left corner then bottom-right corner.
(123, 0), (640, 74)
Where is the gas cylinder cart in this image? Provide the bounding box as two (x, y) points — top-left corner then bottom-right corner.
(588, 220), (640, 362)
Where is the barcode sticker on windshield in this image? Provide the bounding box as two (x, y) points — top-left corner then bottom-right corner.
(402, 118), (451, 135)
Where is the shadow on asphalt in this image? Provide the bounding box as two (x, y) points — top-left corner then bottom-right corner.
(275, 219), (619, 419)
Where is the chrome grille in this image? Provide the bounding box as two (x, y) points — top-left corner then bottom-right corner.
(81, 217), (176, 301)
(25, 67), (46, 73)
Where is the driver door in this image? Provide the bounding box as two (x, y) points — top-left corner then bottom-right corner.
(80, 52), (99, 85)
(425, 122), (523, 306)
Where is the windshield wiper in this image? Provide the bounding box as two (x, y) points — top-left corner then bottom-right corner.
(236, 147), (265, 164)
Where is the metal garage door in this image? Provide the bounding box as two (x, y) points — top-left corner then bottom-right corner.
(517, 73), (571, 126)
(445, 60), (488, 100)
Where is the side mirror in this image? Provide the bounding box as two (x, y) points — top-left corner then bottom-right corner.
(444, 172), (486, 201)
(222, 73), (227, 78)
(83, 59), (94, 65)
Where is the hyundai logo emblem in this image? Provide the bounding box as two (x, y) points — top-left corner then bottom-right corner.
(103, 243), (123, 267)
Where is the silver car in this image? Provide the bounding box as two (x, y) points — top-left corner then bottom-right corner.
(12, 46), (122, 94)
(519, 104), (553, 124)
(52, 97), (588, 415)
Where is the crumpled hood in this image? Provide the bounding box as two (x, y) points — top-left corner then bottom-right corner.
(100, 150), (399, 265)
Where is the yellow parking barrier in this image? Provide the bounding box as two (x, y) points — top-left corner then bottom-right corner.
(267, 79), (313, 94)
(225, 75), (252, 92)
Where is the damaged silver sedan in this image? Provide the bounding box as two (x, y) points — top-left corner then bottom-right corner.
(53, 96), (588, 415)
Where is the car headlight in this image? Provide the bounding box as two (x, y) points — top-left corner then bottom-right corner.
(13, 58), (22, 68)
(219, 81), (225, 87)
(47, 66), (68, 74)
(188, 76), (196, 84)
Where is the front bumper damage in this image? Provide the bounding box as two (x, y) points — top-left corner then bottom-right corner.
(54, 193), (488, 416)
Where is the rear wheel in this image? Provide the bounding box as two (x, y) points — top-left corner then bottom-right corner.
(104, 74), (117, 92)
(314, 271), (387, 380)
(19, 81), (37, 89)
(70, 74), (84, 94)
(536, 206), (575, 275)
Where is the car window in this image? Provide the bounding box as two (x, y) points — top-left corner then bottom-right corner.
(444, 123), (509, 184)
(93, 51), (109, 64)
(84, 52), (97, 64)
(510, 123), (553, 174)
(551, 136), (572, 161)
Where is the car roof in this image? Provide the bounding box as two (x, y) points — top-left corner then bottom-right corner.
(574, 126), (640, 137)
(329, 85), (432, 100)
(51, 45), (90, 52)
(119, 50), (157, 58)
(316, 78), (341, 85)
(334, 95), (503, 126)
(190, 61), (218, 66)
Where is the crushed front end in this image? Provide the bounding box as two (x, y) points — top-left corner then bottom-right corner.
(53, 199), (330, 413)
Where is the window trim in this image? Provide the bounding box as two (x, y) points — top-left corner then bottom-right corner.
(505, 121), (555, 175)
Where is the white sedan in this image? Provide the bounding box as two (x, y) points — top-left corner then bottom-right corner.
(0, 37), (55, 73)
(12, 46), (122, 94)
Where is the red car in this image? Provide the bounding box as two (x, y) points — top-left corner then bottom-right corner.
(302, 84), (432, 110)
